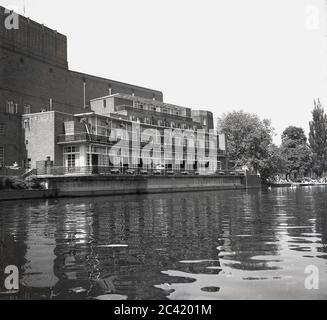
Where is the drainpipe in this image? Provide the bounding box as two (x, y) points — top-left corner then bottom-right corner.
(83, 78), (86, 108)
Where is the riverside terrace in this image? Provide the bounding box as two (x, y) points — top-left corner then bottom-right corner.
(22, 110), (228, 175)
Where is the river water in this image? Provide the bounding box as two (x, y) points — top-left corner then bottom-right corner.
(0, 187), (327, 300)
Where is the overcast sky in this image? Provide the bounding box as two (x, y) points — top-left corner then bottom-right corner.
(2, 0), (327, 144)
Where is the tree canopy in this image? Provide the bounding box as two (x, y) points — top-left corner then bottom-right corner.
(309, 99), (327, 177)
(217, 110), (281, 181)
(280, 126), (312, 179)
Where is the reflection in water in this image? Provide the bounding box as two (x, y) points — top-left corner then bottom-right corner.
(0, 187), (327, 300)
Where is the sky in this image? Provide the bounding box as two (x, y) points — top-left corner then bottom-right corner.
(1, 0), (327, 145)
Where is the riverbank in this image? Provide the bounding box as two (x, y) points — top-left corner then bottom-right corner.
(267, 182), (327, 188)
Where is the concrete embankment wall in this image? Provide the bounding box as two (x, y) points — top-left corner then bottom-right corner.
(0, 189), (57, 201)
(40, 174), (261, 198)
(0, 175), (262, 201)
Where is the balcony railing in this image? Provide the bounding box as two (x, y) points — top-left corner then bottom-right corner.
(58, 133), (119, 144)
(36, 166), (244, 177)
(57, 133), (227, 155)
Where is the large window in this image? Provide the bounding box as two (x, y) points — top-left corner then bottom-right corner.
(5, 101), (18, 114)
(67, 154), (78, 168)
(0, 147), (4, 167)
(63, 145), (80, 168)
(23, 105), (32, 114)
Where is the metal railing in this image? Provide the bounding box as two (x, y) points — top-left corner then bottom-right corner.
(36, 166), (245, 177)
(57, 133), (119, 144)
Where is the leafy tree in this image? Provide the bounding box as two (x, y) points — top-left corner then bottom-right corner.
(259, 144), (287, 182)
(280, 126), (312, 179)
(282, 126), (307, 146)
(309, 99), (327, 177)
(217, 110), (281, 181)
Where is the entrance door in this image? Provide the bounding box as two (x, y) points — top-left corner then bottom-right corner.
(92, 154), (99, 174)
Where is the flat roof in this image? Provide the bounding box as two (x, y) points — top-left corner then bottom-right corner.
(90, 93), (191, 112)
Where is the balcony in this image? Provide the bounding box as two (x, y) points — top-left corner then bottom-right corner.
(57, 133), (119, 145)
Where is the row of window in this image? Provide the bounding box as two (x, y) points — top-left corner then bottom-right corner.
(4, 101), (32, 115)
(134, 101), (181, 116)
(64, 144), (216, 158)
(95, 122), (199, 136)
(94, 118), (198, 133)
(0, 123), (5, 136)
(129, 116), (192, 129)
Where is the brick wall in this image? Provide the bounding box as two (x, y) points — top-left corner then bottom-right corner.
(0, 6), (68, 68)
(0, 6), (163, 168)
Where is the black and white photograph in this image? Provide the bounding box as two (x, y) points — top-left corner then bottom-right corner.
(0, 0), (327, 305)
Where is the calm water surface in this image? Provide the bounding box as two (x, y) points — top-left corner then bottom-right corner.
(0, 187), (327, 300)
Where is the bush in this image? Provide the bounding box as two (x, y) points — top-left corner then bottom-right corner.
(25, 176), (44, 190)
(0, 176), (28, 190)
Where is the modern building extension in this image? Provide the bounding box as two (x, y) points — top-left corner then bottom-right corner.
(23, 93), (227, 174)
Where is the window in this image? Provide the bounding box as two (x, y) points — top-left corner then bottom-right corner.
(6, 101), (14, 114)
(0, 147), (4, 167)
(67, 154), (77, 168)
(98, 127), (106, 136)
(23, 119), (30, 129)
(64, 146), (80, 169)
(5, 101), (18, 114)
(103, 99), (107, 108)
(23, 105), (32, 114)
(0, 123), (4, 136)
(64, 146), (80, 153)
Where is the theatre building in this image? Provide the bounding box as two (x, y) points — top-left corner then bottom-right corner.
(22, 94), (227, 175)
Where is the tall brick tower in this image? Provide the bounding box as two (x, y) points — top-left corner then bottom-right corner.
(0, 6), (162, 169)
